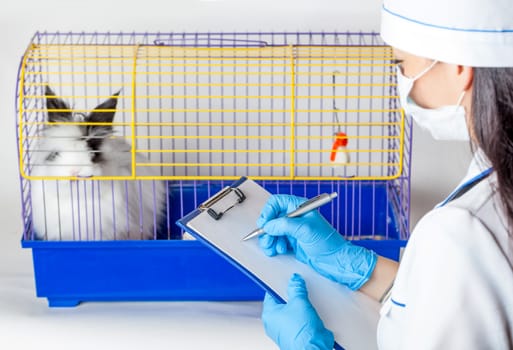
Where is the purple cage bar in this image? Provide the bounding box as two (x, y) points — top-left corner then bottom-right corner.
(16, 31), (411, 307)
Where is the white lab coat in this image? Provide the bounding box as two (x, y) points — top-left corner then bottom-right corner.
(377, 153), (513, 349)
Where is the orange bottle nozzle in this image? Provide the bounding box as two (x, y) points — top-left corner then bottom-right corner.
(330, 132), (349, 162)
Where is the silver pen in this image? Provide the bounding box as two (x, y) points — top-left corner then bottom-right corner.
(241, 192), (338, 241)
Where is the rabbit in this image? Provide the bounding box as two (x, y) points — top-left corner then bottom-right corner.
(30, 86), (166, 240)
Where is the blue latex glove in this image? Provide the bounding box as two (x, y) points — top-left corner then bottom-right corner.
(257, 194), (377, 291)
(262, 273), (334, 350)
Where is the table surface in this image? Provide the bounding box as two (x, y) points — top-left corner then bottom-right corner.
(1, 226), (381, 350)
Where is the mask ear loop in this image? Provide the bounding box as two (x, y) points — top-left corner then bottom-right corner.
(451, 91), (467, 115)
(411, 60), (439, 81)
(456, 91), (466, 106)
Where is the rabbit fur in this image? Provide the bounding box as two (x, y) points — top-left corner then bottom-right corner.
(30, 86), (166, 240)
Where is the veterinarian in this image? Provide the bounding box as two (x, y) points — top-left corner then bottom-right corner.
(257, 0), (513, 348)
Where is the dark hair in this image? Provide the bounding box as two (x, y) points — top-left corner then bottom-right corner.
(472, 67), (513, 232)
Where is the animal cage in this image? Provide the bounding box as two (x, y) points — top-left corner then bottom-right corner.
(17, 31), (411, 307)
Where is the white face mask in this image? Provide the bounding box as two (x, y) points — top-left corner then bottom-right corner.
(396, 61), (470, 141)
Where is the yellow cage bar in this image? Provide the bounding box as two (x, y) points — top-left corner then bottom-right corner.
(18, 42), (402, 181)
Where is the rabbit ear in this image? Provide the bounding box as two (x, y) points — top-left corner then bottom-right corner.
(85, 92), (120, 152)
(87, 91), (120, 131)
(45, 86), (72, 122)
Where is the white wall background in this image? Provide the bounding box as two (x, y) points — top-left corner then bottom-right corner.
(1, 0), (471, 237)
(0, 1), (471, 348)
(1, 0), (473, 271)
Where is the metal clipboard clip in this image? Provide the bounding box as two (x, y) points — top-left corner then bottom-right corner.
(198, 186), (246, 220)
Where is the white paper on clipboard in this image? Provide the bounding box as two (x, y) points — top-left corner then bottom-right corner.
(177, 177), (380, 350)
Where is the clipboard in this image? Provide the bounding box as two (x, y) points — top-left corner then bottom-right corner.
(176, 177), (380, 350)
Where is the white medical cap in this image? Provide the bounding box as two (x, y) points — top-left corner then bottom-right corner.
(380, 0), (513, 67)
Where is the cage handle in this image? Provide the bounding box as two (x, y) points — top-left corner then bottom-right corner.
(153, 37), (268, 47)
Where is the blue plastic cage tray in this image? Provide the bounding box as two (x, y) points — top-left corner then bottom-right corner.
(22, 182), (406, 307)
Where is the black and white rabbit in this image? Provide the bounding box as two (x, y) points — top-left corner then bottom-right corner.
(30, 86), (166, 240)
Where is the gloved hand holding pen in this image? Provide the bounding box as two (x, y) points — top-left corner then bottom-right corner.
(257, 194), (377, 291)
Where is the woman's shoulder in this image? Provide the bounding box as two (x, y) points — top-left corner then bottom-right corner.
(403, 176), (512, 288)
(393, 193), (513, 311)
(411, 205), (500, 254)
(386, 196), (513, 350)
(413, 173), (510, 260)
